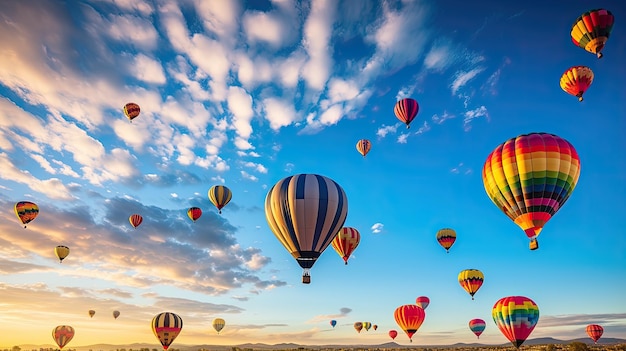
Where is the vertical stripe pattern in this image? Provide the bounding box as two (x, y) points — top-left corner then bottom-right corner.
(394, 304), (426, 342)
(331, 227), (360, 264)
(129, 214), (143, 228)
(356, 139), (372, 157)
(151, 312), (183, 350)
(570, 9), (614, 58)
(208, 185), (232, 213)
(393, 98), (419, 128)
(560, 66), (594, 101)
(458, 269), (484, 299)
(492, 296), (539, 348)
(52, 325), (75, 349)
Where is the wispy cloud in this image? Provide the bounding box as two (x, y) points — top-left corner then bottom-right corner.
(371, 222), (384, 234)
(451, 67), (486, 95)
(450, 162), (473, 175)
(307, 307), (352, 324)
(376, 123), (401, 139)
(482, 57), (512, 96)
(431, 111), (455, 125)
(463, 105), (489, 131)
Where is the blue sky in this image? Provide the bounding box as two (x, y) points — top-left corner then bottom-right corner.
(1, 0), (625, 348)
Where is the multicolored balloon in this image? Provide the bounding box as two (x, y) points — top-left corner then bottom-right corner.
(586, 324), (603, 344)
(151, 312), (183, 350)
(208, 185), (232, 214)
(14, 201), (39, 228)
(482, 133), (581, 250)
(458, 269), (484, 300)
(394, 98), (419, 128)
(264, 174), (348, 284)
(129, 214), (143, 228)
(469, 319), (486, 339)
(330, 320), (337, 328)
(52, 325), (75, 350)
(213, 318), (226, 334)
(331, 227), (360, 265)
(394, 304), (426, 342)
(388, 329), (398, 340)
(436, 228), (456, 253)
(415, 296), (430, 310)
(55, 245), (70, 263)
(571, 9), (615, 58)
(354, 322), (363, 333)
(363, 321), (372, 331)
(560, 66), (593, 102)
(492, 296), (539, 349)
(113, 310), (120, 319)
(124, 102), (141, 122)
(88, 310), (95, 318)
(356, 139), (372, 157)
(187, 207), (202, 222)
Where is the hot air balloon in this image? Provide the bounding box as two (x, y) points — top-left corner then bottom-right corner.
(373, 324), (378, 331)
(469, 319), (486, 339)
(482, 133), (581, 250)
(356, 139), (371, 157)
(458, 269), (484, 300)
(394, 98), (419, 128)
(213, 318), (225, 334)
(394, 304), (426, 342)
(129, 214), (143, 228)
(415, 296), (430, 310)
(492, 296), (539, 349)
(331, 227), (360, 265)
(436, 228), (456, 253)
(14, 201), (39, 228)
(124, 102), (140, 122)
(388, 330), (398, 340)
(354, 322), (363, 333)
(55, 245), (70, 263)
(152, 312), (183, 350)
(52, 325), (75, 350)
(264, 174), (348, 284)
(113, 310), (120, 319)
(208, 185), (232, 214)
(330, 320), (337, 328)
(571, 9), (615, 59)
(88, 310), (95, 318)
(187, 207), (202, 222)
(586, 324), (603, 344)
(363, 322), (372, 331)
(560, 66), (594, 102)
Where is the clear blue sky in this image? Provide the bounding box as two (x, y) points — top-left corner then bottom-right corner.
(1, 0), (625, 348)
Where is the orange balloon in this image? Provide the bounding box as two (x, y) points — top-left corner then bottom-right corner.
(394, 305), (425, 342)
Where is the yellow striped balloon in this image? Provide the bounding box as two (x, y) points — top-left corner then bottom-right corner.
(52, 325), (74, 350)
(356, 139), (371, 157)
(436, 228), (456, 253)
(208, 185), (232, 214)
(265, 174), (348, 284)
(560, 66), (593, 102)
(212, 318), (225, 334)
(458, 269), (484, 300)
(151, 312), (183, 350)
(331, 227), (360, 265)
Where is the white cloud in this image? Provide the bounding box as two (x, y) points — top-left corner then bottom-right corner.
(130, 54), (166, 84)
(301, 0), (336, 91)
(431, 111), (455, 125)
(376, 123), (400, 138)
(263, 98), (298, 130)
(243, 11), (287, 47)
(397, 133), (409, 144)
(228, 86), (255, 142)
(106, 0), (154, 16)
(105, 14), (159, 50)
(327, 78), (360, 104)
(463, 106), (489, 131)
(451, 67), (486, 95)
(371, 223), (384, 234)
(241, 170), (258, 181)
(414, 121), (431, 135)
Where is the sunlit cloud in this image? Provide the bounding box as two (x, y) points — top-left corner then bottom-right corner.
(371, 222), (384, 234)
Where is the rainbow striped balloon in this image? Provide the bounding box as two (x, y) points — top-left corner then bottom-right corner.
(482, 133), (581, 250)
(492, 296), (539, 348)
(469, 318), (486, 338)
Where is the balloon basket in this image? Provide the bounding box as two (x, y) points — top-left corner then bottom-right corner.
(302, 275), (311, 284)
(529, 239), (539, 251)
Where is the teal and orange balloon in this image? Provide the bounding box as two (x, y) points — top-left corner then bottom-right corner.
(458, 269), (484, 300)
(331, 227), (360, 265)
(415, 296), (430, 310)
(469, 319), (486, 339)
(394, 98), (419, 128)
(492, 296), (539, 349)
(52, 325), (75, 350)
(586, 324), (603, 344)
(14, 201), (39, 228)
(482, 133), (581, 250)
(560, 66), (593, 102)
(571, 9), (615, 59)
(209, 185), (232, 214)
(356, 139), (372, 157)
(151, 312), (183, 350)
(436, 228), (456, 253)
(394, 304), (426, 342)
(264, 174), (348, 284)
(187, 207), (202, 222)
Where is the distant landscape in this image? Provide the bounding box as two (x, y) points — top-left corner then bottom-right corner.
(6, 338), (626, 351)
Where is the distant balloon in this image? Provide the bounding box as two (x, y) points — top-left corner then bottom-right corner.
(458, 269), (484, 300)
(394, 304), (426, 342)
(394, 98), (419, 128)
(124, 102), (140, 122)
(152, 312), (183, 350)
(492, 296), (539, 349)
(586, 324), (603, 344)
(129, 214), (143, 228)
(14, 201), (39, 228)
(354, 322), (363, 333)
(436, 228), (456, 253)
(88, 310), (95, 318)
(571, 9), (615, 58)
(482, 133), (581, 250)
(55, 245), (70, 263)
(187, 207), (202, 222)
(52, 325), (75, 350)
(363, 322), (372, 331)
(331, 227), (360, 265)
(208, 185), (232, 214)
(388, 330), (398, 340)
(264, 174), (348, 284)
(113, 310), (120, 319)
(415, 296), (430, 310)
(330, 320), (337, 328)
(373, 324), (378, 331)
(469, 319), (486, 339)
(356, 139), (372, 157)
(560, 66), (593, 102)
(213, 318), (226, 334)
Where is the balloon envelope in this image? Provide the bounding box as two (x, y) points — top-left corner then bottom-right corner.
(187, 207), (202, 222)
(208, 185), (232, 214)
(14, 201), (39, 227)
(469, 319), (486, 338)
(124, 102), (140, 121)
(213, 318), (225, 334)
(129, 214), (143, 228)
(415, 296), (430, 310)
(52, 325), (74, 350)
(458, 269), (484, 300)
(571, 9), (615, 58)
(88, 310), (95, 318)
(55, 245), (70, 263)
(389, 330), (398, 340)
(354, 322), (363, 333)
(152, 312), (183, 350)
(356, 139), (371, 157)
(586, 324), (603, 343)
(492, 296), (539, 348)
(113, 310), (120, 319)
(394, 98), (419, 128)
(394, 304), (425, 342)
(560, 66), (593, 102)
(436, 228), (456, 253)
(331, 227), (360, 265)
(330, 320), (337, 328)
